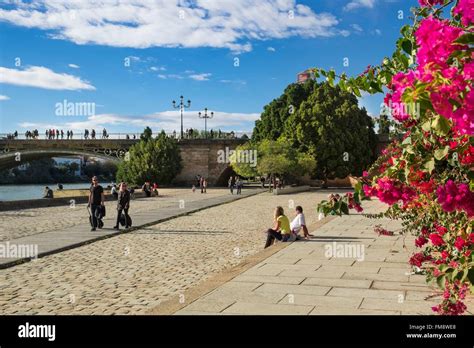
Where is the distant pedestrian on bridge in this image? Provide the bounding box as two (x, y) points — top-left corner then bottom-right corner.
(91, 129), (96, 139)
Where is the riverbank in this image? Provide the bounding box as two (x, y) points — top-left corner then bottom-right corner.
(0, 191), (148, 212)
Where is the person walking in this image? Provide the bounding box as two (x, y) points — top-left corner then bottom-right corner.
(236, 177), (242, 195)
(88, 176), (105, 231)
(203, 178), (207, 193)
(228, 176), (234, 194)
(114, 182), (131, 230)
(200, 176), (204, 194)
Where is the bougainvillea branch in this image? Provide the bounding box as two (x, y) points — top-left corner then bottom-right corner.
(316, 0), (474, 315)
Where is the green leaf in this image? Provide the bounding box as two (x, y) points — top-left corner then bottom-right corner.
(467, 269), (474, 285)
(341, 202), (349, 215)
(405, 145), (415, 155)
(434, 146), (449, 161)
(432, 115), (451, 136)
(436, 275), (446, 289)
(400, 39), (412, 55)
(454, 32), (474, 45)
(421, 120), (432, 132)
(461, 268), (470, 282)
(423, 158), (435, 173)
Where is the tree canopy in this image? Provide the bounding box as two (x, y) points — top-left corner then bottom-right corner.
(116, 130), (182, 185)
(252, 79), (317, 142)
(252, 81), (377, 180)
(231, 139), (316, 181)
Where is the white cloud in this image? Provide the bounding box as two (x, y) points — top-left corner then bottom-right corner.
(0, 0), (344, 52)
(220, 79), (246, 85)
(68, 63), (80, 69)
(18, 110), (260, 133)
(189, 73), (211, 81)
(150, 66), (166, 71)
(374, 29), (382, 36)
(351, 24), (363, 33)
(267, 46), (276, 52)
(0, 95), (10, 100)
(344, 0), (376, 11)
(0, 66), (95, 90)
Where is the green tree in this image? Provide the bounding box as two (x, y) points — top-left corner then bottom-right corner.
(252, 79), (317, 142)
(283, 82), (377, 180)
(229, 142), (259, 178)
(140, 126), (153, 142)
(231, 139), (316, 183)
(116, 130), (182, 185)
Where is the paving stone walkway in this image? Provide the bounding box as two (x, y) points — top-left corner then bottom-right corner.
(174, 200), (474, 315)
(0, 188), (263, 268)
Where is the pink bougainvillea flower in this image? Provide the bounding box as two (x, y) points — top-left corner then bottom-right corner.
(454, 0), (474, 26)
(415, 17), (463, 69)
(436, 180), (474, 217)
(454, 237), (467, 251)
(415, 235), (428, 247)
(429, 233), (445, 246)
(418, 0), (444, 6)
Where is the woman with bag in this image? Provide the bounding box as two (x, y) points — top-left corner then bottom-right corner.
(114, 182), (131, 230)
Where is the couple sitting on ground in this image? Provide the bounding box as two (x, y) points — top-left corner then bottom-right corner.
(264, 205), (313, 248)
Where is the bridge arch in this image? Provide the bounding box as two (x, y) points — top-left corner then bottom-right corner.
(0, 149), (123, 172)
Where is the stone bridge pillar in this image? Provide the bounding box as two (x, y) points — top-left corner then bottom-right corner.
(174, 139), (247, 186)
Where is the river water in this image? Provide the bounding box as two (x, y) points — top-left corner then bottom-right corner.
(0, 183), (92, 201)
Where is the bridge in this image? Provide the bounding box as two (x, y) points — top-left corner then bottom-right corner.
(0, 136), (249, 186)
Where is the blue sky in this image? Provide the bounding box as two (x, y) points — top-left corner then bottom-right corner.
(0, 0), (418, 135)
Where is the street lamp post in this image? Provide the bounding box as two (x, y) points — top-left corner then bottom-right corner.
(198, 108), (214, 139)
(172, 95), (191, 139)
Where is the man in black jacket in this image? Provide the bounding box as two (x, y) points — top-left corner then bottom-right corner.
(88, 176), (105, 231)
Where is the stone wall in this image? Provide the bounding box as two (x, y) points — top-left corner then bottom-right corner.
(174, 139), (247, 186)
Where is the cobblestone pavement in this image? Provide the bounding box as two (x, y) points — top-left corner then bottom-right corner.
(0, 189), (328, 314)
(0, 188), (235, 242)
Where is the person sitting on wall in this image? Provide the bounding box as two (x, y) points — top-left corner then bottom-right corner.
(142, 182), (152, 197)
(43, 186), (54, 199)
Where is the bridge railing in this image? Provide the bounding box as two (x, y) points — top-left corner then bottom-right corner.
(0, 131), (253, 141)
